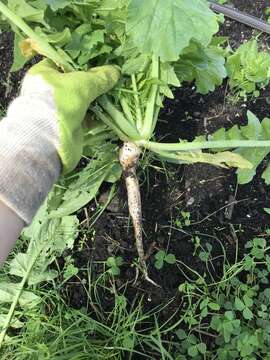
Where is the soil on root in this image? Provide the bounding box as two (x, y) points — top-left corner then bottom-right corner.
(1, 0), (270, 356)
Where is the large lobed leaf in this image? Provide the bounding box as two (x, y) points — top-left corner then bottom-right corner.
(126, 0), (219, 62)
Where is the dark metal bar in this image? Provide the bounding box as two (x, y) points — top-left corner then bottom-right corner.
(209, 1), (270, 35)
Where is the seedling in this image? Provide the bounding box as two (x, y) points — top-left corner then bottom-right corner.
(106, 256), (124, 276)
(174, 211), (191, 228)
(154, 250), (176, 270)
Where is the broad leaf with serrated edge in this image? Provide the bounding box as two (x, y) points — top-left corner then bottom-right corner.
(126, 0), (219, 62)
(175, 41), (227, 94)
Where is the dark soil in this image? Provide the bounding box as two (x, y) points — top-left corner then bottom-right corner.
(1, 0), (270, 356)
(0, 33), (38, 109)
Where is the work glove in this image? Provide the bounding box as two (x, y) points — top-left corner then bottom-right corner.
(0, 60), (119, 225)
(24, 59), (120, 173)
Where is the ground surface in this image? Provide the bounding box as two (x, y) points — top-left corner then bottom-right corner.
(1, 0), (270, 352)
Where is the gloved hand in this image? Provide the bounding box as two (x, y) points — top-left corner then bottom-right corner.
(23, 59), (120, 173)
(0, 60), (120, 225)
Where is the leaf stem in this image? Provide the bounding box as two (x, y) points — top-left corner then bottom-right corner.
(120, 98), (135, 126)
(137, 139), (270, 152)
(98, 95), (141, 140)
(0, 2), (74, 72)
(141, 55), (160, 139)
(91, 107), (128, 141)
(131, 74), (143, 132)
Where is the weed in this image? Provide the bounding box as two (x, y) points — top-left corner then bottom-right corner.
(226, 39), (270, 102)
(154, 250), (176, 270)
(106, 256), (124, 276)
(175, 230), (270, 359)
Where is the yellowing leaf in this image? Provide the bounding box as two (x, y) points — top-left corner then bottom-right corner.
(159, 150), (252, 169)
(19, 38), (44, 58)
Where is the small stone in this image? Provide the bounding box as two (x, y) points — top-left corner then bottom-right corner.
(187, 197), (195, 206)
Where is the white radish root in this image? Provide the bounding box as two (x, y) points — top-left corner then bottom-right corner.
(119, 142), (159, 287)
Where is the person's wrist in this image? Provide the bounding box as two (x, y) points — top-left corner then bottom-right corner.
(0, 94), (61, 224)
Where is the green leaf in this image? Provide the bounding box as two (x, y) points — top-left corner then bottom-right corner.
(122, 54), (150, 75)
(225, 311), (234, 321)
(243, 294), (253, 307)
(176, 329), (187, 340)
(11, 215), (78, 285)
(127, 0), (219, 62)
(45, 0), (69, 11)
(44, 28), (71, 47)
(8, 0), (46, 24)
(197, 343), (207, 355)
(241, 111), (261, 140)
(243, 307), (253, 320)
(106, 257), (117, 268)
(0, 283), (40, 307)
(9, 253), (58, 285)
(108, 266), (121, 276)
(176, 41), (227, 94)
(208, 302), (221, 311)
(210, 111), (270, 185)
(234, 297), (245, 311)
(104, 163), (122, 183)
(63, 264), (79, 280)
(165, 254), (176, 265)
(0, 315), (23, 330)
(115, 257), (124, 267)
(11, 33), (28, 72)
(155, 250), (166, 261)
(264, 208), (270, 215)
(226, 40), (270, 98)
(188, 345), (198, 357)
(50, 145), (119, 217)
(155, 259), (164, 270)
